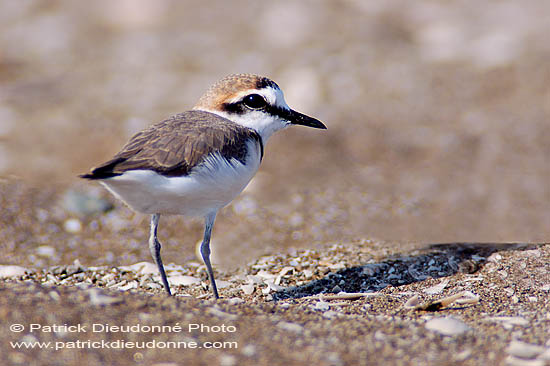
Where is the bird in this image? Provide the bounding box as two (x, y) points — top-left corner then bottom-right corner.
(80, 73), (326, 298)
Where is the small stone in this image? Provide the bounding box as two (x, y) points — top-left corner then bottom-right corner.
(540, 348), (550, 360)
(329, 262), (346, 270)
(36, 245), (56, 258)
(455, 349), (472, 361)
(262, 280), (284, 293)
(241, 344), (256, 357)
(487, 253), (502, 262)
(124, 262), (158, 275)
(277, 321), (303, 333)
(0, 265), (28, 278)
(424, 279), (449, 294)
(246, 275), (263, 284)
(146, 283), (162, 289)
(216, 280), (231, 289)
(168, 275), (201, 286)
(327, 353), (343, 366)
(331, 285), (342, 293)
(256, 270), (277, 280)
(65, 259), (86, 275)
(62, 190), (113, 216)
(219, 355), (236, 366)
(63, 218), (82, 233)
(8, 352), (26, 365)
(226, 298), (244, 305)
(485, 316), (529, 329)
(48, 291), (61, 301)
(504, 356), (544, 366)
(117, 281), (138, 291)
(506, 340), (544, 359)
(206, 307), (238, 320)
(275, 266), (294, 284)
(323, 310), (339, 319)
(87, 288), (123, 306)
(20, 335), (38, 344)
(518, 249), (541, 258)
(374, 330), (387, 341)
(241, 284), (255, 295)
(425, 316), (471, 336)
(404, 294), (421, 308)
(312, 300), (330, 312)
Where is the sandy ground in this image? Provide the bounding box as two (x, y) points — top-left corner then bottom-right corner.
(1, 1), (550, 365)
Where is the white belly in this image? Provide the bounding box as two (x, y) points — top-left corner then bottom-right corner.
(99, 144), (261, 217)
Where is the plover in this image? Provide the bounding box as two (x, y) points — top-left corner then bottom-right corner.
(80, 73), (326, 298)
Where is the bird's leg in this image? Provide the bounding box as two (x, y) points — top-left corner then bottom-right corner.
(200, 211), (219, 299)
(149, 214), (172, 295)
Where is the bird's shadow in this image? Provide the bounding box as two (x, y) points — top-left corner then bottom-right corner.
(273, 242), (539, 301)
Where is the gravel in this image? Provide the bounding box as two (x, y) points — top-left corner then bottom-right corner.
(2, 240), (550, 365)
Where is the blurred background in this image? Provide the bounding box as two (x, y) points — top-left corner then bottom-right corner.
(1, 0), (550, 270)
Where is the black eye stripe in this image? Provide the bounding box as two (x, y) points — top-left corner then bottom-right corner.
(222, 94), (277, 115)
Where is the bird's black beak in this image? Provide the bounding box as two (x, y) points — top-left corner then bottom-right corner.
(283, 108), (327, 129)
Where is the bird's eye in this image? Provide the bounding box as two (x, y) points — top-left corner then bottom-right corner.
(242, 94), (267, 109)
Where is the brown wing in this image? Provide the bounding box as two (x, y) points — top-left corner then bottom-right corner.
(80, 110), (262, 180)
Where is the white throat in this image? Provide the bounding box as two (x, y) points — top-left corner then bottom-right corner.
(209, 109), (289, 142)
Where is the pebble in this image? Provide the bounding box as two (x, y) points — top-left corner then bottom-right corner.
(323, 310), (339, 319)
(246, 275), (263, 284)
(312, 300), (330, 312)
(206, 307), (238, 320)
(277, 321), (304, 333)
(540, 348), (550, 360)
(506, 341), (544, 359)
(226, 297), (245, 305)
(241, 344), (257, 357)
(62, 190), (113, 216)
(487, 253), (502, 262)
(425, 316), (471, 336)
(454, 349), (472, 361)
(0, 265), (28, 278)
(48, 291), (61, 301)
(63, 218), (82, 233)
(87, 288), (123, 306)
(262, 280), (284, 293)
(484, 316), (529, 329)
(275, 266), (294, 284)
(518, 249), (541, 258)
(216, 280), (231, 289)
(241, 283), (255, 295)
(117, 281), (138, 291)
(423, 279), (449, 294)
(219, 355), (237, 366)
(404, 294), (420, 308)
(256, 270), (277, 280)
(505, 356), (544, 366)
(123, 262), (158, 275)
(168, 275), (201, 286)
(36, 245), (56, 258)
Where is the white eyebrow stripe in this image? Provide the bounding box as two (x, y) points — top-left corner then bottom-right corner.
(225, 87), (283, 107)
